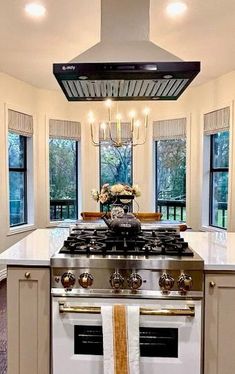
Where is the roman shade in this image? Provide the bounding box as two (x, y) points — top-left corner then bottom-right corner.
(8, 109), (33, 136)
(204, 107), (230, 135)
(153, 117), (186, 140)
(49, 119), (81, 140)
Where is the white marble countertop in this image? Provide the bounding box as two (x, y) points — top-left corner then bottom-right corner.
(181, 231), (235, 271)
(0, 228), (235, 271)
(0, 228), (69, 266)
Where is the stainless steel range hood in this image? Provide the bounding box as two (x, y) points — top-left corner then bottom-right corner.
(53, 0), (200, 101)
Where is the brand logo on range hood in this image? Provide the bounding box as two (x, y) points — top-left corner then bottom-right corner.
(62, 65), (76, 71)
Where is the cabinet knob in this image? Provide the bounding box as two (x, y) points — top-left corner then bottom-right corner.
(25, 272), (31, 279)
(209, 281), (216, 288)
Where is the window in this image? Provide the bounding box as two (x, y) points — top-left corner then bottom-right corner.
(156, 139), (186, 221)
(8, 132), (27, 226)
(100, 142), (133, 211)
(100, 143), (132, 186)
(49, 138), (78, 221)
(209, 131), (229, 229)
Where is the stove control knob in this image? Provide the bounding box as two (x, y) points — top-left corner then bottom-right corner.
(159, 273), (175, 293)
(79, 273), (94, 288)
(110, 272), (124, 290)
(127, 273), (142, 290)
(178, 274), (193, 293)
(61, 272), (76, 289)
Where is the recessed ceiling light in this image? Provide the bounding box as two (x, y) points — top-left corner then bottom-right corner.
(166, 2), (187, 17)
(25, 3), (46, 18)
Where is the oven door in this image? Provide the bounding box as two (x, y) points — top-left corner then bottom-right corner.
(52, 297), (202, 374)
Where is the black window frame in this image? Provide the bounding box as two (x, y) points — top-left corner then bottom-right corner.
(155, 139), (186, 221)
(209, 133), (229, 229)
(9, 133), (28, 227)
(49, 138), (79, 221)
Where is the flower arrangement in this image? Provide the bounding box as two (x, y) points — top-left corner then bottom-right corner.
(91, 183), (141, 205)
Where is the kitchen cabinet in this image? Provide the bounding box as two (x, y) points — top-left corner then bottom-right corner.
(7, 266), (50, 374)
(204, 273), (235, 374)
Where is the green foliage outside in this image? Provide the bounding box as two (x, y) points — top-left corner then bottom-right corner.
(49, 139), (77, 200)
(8, 132), (26, 225)
(100, 143), (132, 186)
(157, 139), (186, 200)
(211, 131), (229, 228)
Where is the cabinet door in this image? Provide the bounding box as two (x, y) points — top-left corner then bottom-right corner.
(204, 274), (235, 374)
(7, 267), (50, 374)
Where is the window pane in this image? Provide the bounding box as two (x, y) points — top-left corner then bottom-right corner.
(211, 172), (228, 228)
(49, 139), (78, 221)
(212, 131), (229, 168)
(156, 139), (186, 221)
(9, 172), (26, 225)
(8, 132), (26, 168)
(100, 143), (132, 186)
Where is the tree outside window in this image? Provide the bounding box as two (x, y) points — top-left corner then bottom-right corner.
(100, 142), (133, 211)
(156, 139), (186, 221)
(8, 132), (27, 226)
(49, 138), (78, 221)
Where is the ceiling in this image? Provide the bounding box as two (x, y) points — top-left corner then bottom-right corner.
(1, 0), (235, 92)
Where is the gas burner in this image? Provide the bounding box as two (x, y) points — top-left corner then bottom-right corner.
(59, 227), (193, 257)
(62, 240), (106, 254)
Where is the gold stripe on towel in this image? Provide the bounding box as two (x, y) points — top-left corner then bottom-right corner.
(113, 305), (129, 374)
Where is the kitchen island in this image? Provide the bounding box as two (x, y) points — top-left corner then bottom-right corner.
(1, 228), (235, 374)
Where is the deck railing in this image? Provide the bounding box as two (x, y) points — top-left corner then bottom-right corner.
(50, 199), (77, 221)
(157, 199), (186, 221)
(214, 202), (227, 228)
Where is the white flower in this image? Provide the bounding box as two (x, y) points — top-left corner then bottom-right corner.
(91, 183), (141, 204)
(111, 183), (124, 194)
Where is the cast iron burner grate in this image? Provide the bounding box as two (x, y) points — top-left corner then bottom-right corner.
(59, 228), (193, 257)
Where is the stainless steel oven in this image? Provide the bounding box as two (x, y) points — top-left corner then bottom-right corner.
(52, 296), (202, 374)
(51, 225), (204, 374)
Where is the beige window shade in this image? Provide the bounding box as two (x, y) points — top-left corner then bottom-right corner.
(99, 122), (132, 141)
(8, 109), (33, 137)
(204, 107), (230, 135)
(153, 118), (186, 140)
(49, 119), (81, 140)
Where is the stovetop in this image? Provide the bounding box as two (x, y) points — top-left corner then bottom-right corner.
(59, 227), (193, 257)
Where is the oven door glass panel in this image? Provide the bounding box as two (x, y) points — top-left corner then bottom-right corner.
(74, 325), (103, 355)
(74, 325), (178, 358)
(140, 327), (178, 357)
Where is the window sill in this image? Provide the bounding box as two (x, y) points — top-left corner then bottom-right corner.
(7, 223), (36, 236)
(200, 225), (226, 232)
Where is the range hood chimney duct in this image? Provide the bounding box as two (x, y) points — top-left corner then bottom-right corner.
(53, 0), (200, 101)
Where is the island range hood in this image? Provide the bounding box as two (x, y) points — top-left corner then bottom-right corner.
(53, 0), (200, 102)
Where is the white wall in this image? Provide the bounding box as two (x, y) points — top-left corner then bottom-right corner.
(1, 70), (235, 254)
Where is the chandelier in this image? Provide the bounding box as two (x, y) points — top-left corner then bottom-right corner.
(88, 99), (150, 147)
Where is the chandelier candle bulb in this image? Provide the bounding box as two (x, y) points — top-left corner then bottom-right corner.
(135, 120), (141, 140)
(101, 122), (107, 141)
(105, 99), (112, 122)
(129, 110), (136, 132)
(143, 108), (149, 128)
(116, 113), (122, 145)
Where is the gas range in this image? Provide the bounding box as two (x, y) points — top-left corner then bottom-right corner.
(51, 224), (204, 299)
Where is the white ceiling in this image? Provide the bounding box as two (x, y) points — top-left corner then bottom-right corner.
(1, 0), (235, 91)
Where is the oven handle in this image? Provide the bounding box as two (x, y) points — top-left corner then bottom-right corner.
(58, 302), (195, 317)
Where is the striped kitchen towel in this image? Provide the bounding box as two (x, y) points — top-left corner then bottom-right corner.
(101, 305), (140, 374)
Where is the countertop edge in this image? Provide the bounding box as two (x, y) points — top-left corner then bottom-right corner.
(1, 259), (51, 266)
